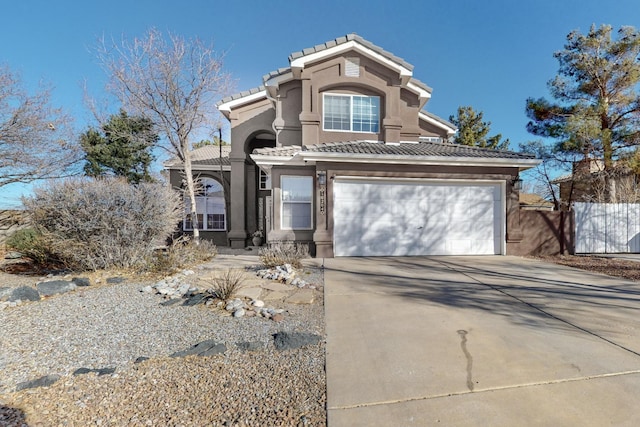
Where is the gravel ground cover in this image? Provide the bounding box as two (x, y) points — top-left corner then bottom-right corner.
(536, 254), (640, 281)
(0, 255), (326, 426)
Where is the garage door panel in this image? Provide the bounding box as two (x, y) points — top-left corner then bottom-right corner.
(334, 180), (504, 256)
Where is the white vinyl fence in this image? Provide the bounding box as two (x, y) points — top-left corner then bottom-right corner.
(574, 202), (640, 253)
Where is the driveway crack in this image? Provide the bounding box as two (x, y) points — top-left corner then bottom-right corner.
(436, 259), (640, 359)
(457, 329), (474, 391)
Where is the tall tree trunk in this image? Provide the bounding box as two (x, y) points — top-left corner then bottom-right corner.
(602, 117), (615, 202)
(183, 144), (200, 243)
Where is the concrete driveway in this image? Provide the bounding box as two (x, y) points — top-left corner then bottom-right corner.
(324, 256), (640, 426)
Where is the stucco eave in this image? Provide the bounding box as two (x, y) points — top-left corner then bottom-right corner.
(250, 154), (306, 167)
(251, 151), (540, 171)
(165, 164), (231, 172)
(304, 153), (540, 170)
(217, 90), (268, 115)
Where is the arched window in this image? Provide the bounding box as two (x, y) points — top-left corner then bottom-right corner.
(184, 177), (226, 231)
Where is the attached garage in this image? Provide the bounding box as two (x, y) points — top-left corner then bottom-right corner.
(333, 178), (504, 256)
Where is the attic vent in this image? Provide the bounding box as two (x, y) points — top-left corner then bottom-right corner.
(345, 57), (360, 77)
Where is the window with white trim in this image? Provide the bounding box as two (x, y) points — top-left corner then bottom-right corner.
(259, 169), (271, 190)
(184, 177), (226, 231)
(323, 93), (380, 133)
(281, 176), (313, 230)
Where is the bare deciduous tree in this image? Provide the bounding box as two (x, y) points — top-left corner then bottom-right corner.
(0, 65), (79, 188)
(95, 28), (232, 241)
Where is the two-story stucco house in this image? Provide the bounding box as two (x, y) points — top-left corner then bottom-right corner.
(167, 34), (539, 257)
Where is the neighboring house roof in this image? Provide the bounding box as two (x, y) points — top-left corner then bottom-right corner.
(251, 141), (539, 169)
(165, 145), (231, 170)
(551, 173), (572, 184)
(519, 193), (554, 209)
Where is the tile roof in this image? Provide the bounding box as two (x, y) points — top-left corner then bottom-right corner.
(288, 34), (414, 72)
(216, 86), (265, 107)
(165, 145), (231, 168)
(252, 141), (536, 160)
(217, 34), (431, 108)
(191, 145), (231, 166)
(420, 111), (457, 131)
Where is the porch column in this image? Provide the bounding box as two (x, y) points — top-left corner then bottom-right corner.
(506, 178), (523, 246)
(313, 167), (334, 257)
(228, 155), (248, 248)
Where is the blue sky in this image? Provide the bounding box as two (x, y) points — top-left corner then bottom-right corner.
(2, 0), (639, 208)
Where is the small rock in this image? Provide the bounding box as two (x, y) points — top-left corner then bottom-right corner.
(16, 374), (60, 391)
(134, 356), (150, 364)
(72, 277), (91, 287)
(170, 339), (226, 358)
(182, 293), (207, 306)
(233, 308), (246, 318)
(273, 331), (321, 350)
(9, 286), (40, 302)
(73, 367), (115, 376)
(236, 341), (263, 352)
(0, 287), (12, 301)
(252, 300), (265, 308)
(37, 280), (77, 297)
(106, 277), (125, 284)
(4, 251), (23, 260)
(272, 313), (285, 322)
(141, 285), (154, 294)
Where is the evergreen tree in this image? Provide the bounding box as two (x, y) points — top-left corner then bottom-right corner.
(80, 110), (157, 184)
(449, 106), (510, 150)
(526, 25), (640, 201)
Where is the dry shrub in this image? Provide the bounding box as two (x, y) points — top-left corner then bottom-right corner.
(208, 268), (246, 301)
(259, 241), (309, 269)
(23, 177), (182, 271)
(148, 236), (217, 274)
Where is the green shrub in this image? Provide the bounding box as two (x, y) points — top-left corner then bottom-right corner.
(259, 241), (309, 269)
(5, 227), (53, 265)
(23, 177), (182, 271)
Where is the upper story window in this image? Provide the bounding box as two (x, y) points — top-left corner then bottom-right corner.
(323, 94), (380, 133)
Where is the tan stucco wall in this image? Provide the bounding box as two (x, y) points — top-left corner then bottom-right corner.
(507, 210), (574, 256)
(271, 53), (446, 147)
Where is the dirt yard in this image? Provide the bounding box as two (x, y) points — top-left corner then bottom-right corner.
(536, 255), (640, 282)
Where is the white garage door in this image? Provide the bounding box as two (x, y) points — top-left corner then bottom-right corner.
(333, 178), (504, 256)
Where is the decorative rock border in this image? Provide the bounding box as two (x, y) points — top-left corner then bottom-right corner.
(256, 264), (319, 289)
(12, 332), (322, 391)
(141, 264), (319, 322)
(0, 277), (94, 309)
